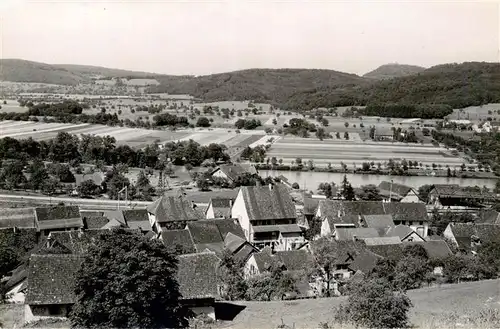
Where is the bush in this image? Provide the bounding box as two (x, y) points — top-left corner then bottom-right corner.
(334, 279), (412, 328)
(196, 116), (211, 127)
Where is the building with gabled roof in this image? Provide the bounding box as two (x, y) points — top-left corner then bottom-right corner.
(443, 222), (500, 253)
(205, 197), (233, 219)
(82, 215), (109, 230)
(211, 163), (258, 183)
(177, 252), (221, 320)
(24, 254), (83, 322)
(231, 183), (304, 250)
(159, 229), (197, 255)
(122, 209), (151, 231)
(378, 181), (421, 203)
(428, 184), (497, 211)
(244, 247), (313, 279)
(147, 191), (204, 232)
(47, 230), (103, 255)
(385, 224), (425, 242)
(34, 206), (83, 235)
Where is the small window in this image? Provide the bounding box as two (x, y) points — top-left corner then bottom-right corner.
(48, 305), (61, 316)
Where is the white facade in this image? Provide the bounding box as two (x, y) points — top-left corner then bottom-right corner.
(205, 203), (215, 219)
(320, 219), (332, 237)
(212, 169), (230, 181)
(244, 254), (260, 278)
(407, 220), (429, 238)
(6, 282), (25, 304)
(443, 224), (457, 246)
(24, 304), (71, 323)
(231, 190), (251, 240)
(400, 190), (422, 203)
(401, 230), (426, 242)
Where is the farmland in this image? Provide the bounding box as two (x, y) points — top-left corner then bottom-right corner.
(266, 135), (465, 168)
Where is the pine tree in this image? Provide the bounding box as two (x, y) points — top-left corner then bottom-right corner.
(341, 175), (356, 201)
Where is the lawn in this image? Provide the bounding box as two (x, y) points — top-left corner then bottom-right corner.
(221, 279), (500, 329)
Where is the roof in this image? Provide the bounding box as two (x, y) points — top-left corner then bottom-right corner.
(80, 210), (104, 218)
(4, 263), (28, 291)
(386, 224), (422, 240)
(147, 193), (204, 223)
(431, 185), (497, 200)
(0, 207), (36, 229)
(402, 241), (452, 259)
(160, 229), (196, 254)
(275, 250), (312, 272)
(35, 206), (83, 231)
(336, 227), (381, 241)
(25, 254), (83, 305)
(82, 216), (109, 230)
(224, 232), (247, 253)
(310, 239), (366, 265)
(362, 214), (395, 228)
(233, 243), (256, 262)
(476, 209), (500, 224)
(319, 200), (429, 223)
(209, 198), (233, 218)
(213, 164), (257, 181)
(303, 197), (320, 216)
(241, 184), (296, 221)
(48, 230), (102, 254)
(448, 223), (500, 251)
(211, 219), (245, 239)
(252, 224), (302, 234)
(122, 209), (149, 223)
(378, 181), (412, 199)
(74, 172), (104, 186)
(101, 218), (127, 229)
(349, 250), (383, 274)
(187, 221), (224, 244)
(177, 253), (220, 300)
(252, 247), (275, 272)
(367, 244), (404, 261)
(363, 236), (402, 246)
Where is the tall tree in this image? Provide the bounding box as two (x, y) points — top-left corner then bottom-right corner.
(135, 171), (154, 200)
(70, 230), (187, 328)
(28, 159), (48, 190)
(340, 175), (355, 201)
(356, 184), (382, 201)
(217, 249), (248, 301)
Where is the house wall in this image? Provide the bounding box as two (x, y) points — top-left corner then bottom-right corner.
(401, 231), (426, 242)
(401, 191), (422, 203)
(244, 254), (260, 279)
(443, 224), (457, 246)
(320, 219), (331, 237)
(408, 221), (429, 238)
(231, 190), (251, 241)
(206, 204), (215, 219)
(6, 282), (25, 304)
(276, 233), (306, 251)
(25, 304), (70, 323)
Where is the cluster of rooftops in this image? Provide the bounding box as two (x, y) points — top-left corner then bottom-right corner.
(1, 179), (500, 321)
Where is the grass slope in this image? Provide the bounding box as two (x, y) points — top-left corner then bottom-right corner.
(283, 61), (500, 111)
(363, 63), (426, 80)
(149, 68), (367, 104)
(223, 279), (500, 329)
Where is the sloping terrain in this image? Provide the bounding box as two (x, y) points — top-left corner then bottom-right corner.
(149, 68), (368, 104)
(363, 63), (425, 80)
(283, 62), (500, 111)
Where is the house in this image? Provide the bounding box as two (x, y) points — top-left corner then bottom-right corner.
(244, 247), (312, 279)
(73, 172), (104, 195)
(122, 209), (152, 232)
(317, 200), (430, 238)
(378, 181), (421, 203)
(147, 191), (204, 232)
(47, 230), (104, 255)
(24, 254), (83, 322)
(428, 184), (497, 212)
(443, 223), (500, 253)
(231, 183), (304, 250)
(81, 214), (109, 230)
(385, 224), (425, 242)
(211, 164), (258, 183)
(205, 197), (233, 219)
(176, 252), (221, 320)
(402, 240), (452, 259)
(0, 207), (36, 229)
(224, 232), (258, 263)
(4, 263), (28, 303)
(34, 206), (83, 236)
(187, 219), (246, 255)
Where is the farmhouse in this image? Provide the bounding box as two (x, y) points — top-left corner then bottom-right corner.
(176, 252), (221, 320)
(211, 163), (258, 183)
(244, 247), (312, 278)
(34, 206), (83, 236)
(205, 197), (234, 219)
(385, 224), (425, 242)
(428, 184), (497, 212)
(186, 219), (245, 255)
(317, 200), (429, 238)
(147, 192), (204, 232)
(378, 181), (421, 203)
(24, 254), (83, 322)
(0, 207), (36, 229)
(443, 223), (500, 253)
(231, 184), (304, 250)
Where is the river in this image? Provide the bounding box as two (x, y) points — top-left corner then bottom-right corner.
(259, 170), (497, 190)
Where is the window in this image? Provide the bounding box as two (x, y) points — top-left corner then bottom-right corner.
(419, 221), (424, 225)
(48, 305), (61, 316)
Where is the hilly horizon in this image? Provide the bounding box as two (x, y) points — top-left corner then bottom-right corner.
(363, 63), (426, 80)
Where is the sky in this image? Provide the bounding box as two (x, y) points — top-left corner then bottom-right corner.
(0, 1), (499, 76)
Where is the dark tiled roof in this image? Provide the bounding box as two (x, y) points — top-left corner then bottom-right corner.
(386, 225), (420, 240)
(362, 214), (395, 228)
(25, 254), (83, 305)
(74, 172), (104, 186)
(0, 207), (36, 229)
(80, 211), (104, 218)
(378, 181), (412, 198)
(214, 164), (257, 181)
(177, 253), (220, 300)
(402, 241), (452, 259)
(336, 227), (380, 241)
(241, 184), (296, 221)
(349, 250), (383, 274)
(303, 197), (320, 216)
(275, 250), (312, 272)
(160, 230), (196, 254)
(252, 247), (275, 272)
(187, 221), (223, 244)
(209, 198), (233, 218)
(383, 203), (429, 223)
(233, 243), (256, 262)
(224, 232), (246, 252)
(310, 239), (366, 265)
(4, 263), (27, 291)
(101, 218), (127, 229)
(195, 242), (225, 256)
(252, 224), (302, 234)
(211, 219), (245, 239)
(147, 193), (204, 223)
(363, 236), (402, 246)
(476, 209), (500, 224)
(449, 223), (500, 249)
(431, 185), (497, 200)
(35, 206), (83, 230)
(82, 216), (109, 230)
(123, 209), (149, 222)
(367, 244), (404, 261)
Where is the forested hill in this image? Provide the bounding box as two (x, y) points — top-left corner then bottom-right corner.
(282, 62), (500, 112)
(363, 63), (425, 80)
(148, 68), (367, 104)
(0, 59), (180, 85)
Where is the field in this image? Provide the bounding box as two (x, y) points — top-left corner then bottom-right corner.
(266, 135), (466, 168)
(446, 103), (500, 121)
(0, 121), (267, 149)
(223, 279), (500, 329)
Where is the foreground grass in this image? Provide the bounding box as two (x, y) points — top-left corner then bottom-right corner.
(220, 279), (500, 329)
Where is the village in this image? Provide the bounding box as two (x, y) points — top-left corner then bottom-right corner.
(1, 160), (500, 327)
